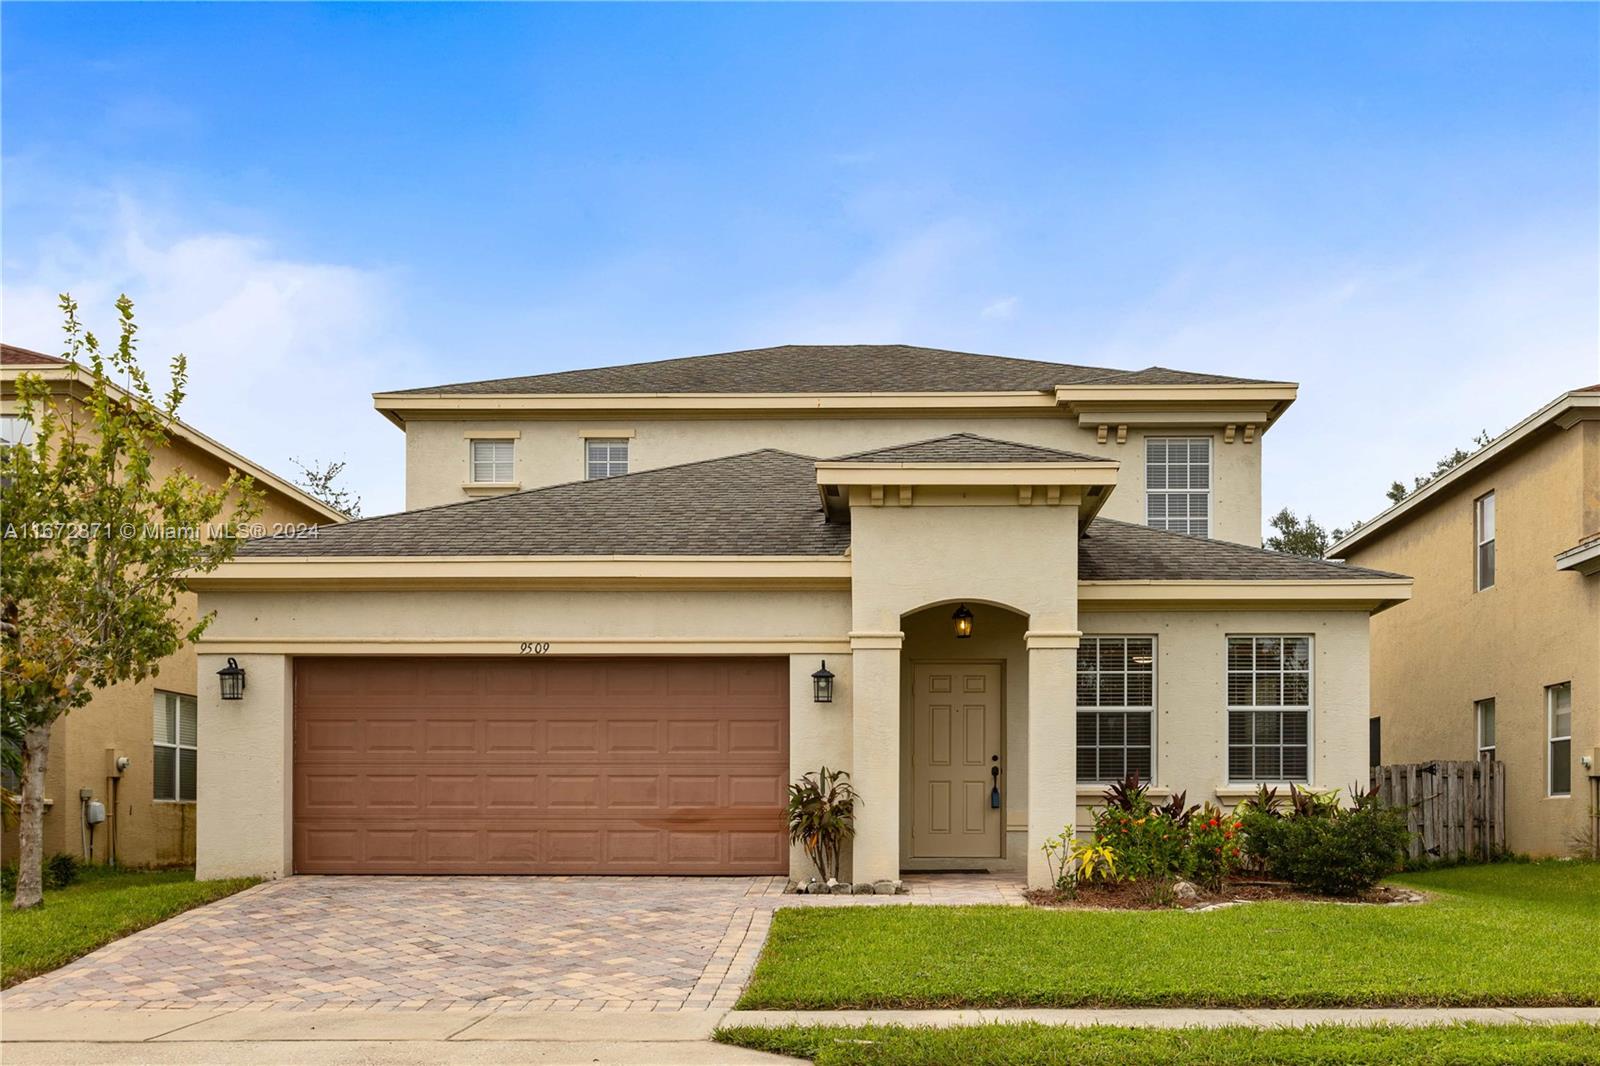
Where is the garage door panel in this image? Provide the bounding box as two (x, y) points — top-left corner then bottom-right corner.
(294, 657), (788, 875)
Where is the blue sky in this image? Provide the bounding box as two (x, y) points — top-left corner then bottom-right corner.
(4, 3), (1596, 522)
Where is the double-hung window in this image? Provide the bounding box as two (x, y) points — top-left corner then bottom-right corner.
(1475, 492), (1496, 590)
(0, 415), (34, 448)
(585, 438), (629, 480)
(1227, 635), (1311, 782)
(1146, 437), (1211, 537)
(1475, 698), (1496, 762)
(1076, 636), (1155, 782)
(1548, 682), (1572, 797)
(469, 439), (515, 484)
(154, 692), (198, 802)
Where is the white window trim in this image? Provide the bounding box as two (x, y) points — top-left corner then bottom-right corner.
(1547, 682), (1572, 798)
(153, 691), (198, 804)
(1225, 634), (1314, 785)
(1076, 634), (1158, 784)
(584, 437), (630, 481)
(468, 438), (516, 485)
(1475, 697), (1496, 761)
(1145, 436), (1213, 539)
(1474, 491), (1496, 591)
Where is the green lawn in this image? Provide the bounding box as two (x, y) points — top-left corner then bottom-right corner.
(717, 1023), (1600, 1066)
(1, 866), (258, 988)
(738, 862), (1600, 1009)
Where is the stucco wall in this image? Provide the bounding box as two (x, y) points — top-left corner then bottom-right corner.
(403, 415), (1264, 546)
(1340, 422), (1600, 856)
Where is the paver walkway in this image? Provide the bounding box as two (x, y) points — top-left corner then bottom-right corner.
(1, 872), (1024, 1014)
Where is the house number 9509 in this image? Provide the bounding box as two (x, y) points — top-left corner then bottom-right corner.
(519, 642), (551, 655)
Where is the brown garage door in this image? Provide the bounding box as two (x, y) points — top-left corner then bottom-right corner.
(293, 657), (789, 875)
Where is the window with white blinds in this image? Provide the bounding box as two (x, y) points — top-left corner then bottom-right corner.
(153, 692), (198, 802)
(1146, 437), (1211, 537)
(469, 439), (515, 484)
(1227, 636), (1311, 782)
(585, 438), (629, 480)
(1076, 636), (1156, 783)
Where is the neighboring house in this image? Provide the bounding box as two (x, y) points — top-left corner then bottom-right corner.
(1, 343), (346, 867)
(1331, 386), (1600, 857)
(189, 344), (1409, 889)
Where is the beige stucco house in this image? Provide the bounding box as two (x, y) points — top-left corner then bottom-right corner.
(2, 344), (345, 867)
(1331, 386), (1599, 857)
(188, 344), (1409, 889)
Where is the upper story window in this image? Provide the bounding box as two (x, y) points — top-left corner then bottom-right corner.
(1076, 636), (1156, 783)
(1475, 698), (1496, 762)
(1547, 682), (1572, 797)
(1146, 437), (1210, 538)
(154, 691), (197, 802)
(1227, 635), (1311, 782)
(0, 415), (34, 447)
(470, 439), (515, 484)
(586, 438), (629, 480)
(1474, 491), (1496, 590)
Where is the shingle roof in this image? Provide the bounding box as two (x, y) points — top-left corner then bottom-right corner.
(237, 450), (851, 558)
(833, 433), (1111, 465)
(387, 344), (1278, 396)
(1, 344), (68, 366)
(242, 446), (1402, 582)
(1078, 518), (1405, 581)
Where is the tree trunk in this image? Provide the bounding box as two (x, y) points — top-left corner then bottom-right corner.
(13, 721), (52, 910)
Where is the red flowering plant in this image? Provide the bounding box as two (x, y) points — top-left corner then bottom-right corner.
(1185, 803), (1244, 890)
(1090, 774), (1193, 883)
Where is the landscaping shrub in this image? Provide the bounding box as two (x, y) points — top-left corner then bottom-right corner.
(1238, 784), (1409, 896)
(44, 853), (80, 890)
(786, 766), (857, 883)
(0, 862), (15, 897)
(1087, 775), (1243, 889)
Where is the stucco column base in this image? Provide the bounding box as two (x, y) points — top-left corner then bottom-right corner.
(849, 634), (902, 884)
(196, 654), (292, 881)
(1026, 634), (1079, 890)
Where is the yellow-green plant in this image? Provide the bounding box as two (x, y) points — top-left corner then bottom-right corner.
(1071, 840), (1118, 885)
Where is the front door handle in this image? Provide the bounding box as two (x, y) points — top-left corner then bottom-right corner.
(990, 758), (1001, 809)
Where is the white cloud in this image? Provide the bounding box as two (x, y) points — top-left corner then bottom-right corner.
(981, 296), (1019, 320)
(2, 193), (422, 516)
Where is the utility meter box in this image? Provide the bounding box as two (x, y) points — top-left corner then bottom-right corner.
(85, 800), (106, 825)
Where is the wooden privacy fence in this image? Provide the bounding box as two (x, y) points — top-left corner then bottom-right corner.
(1371, 760), (1506, 863)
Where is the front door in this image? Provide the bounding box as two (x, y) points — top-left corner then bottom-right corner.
(910, 662), (1003, 859)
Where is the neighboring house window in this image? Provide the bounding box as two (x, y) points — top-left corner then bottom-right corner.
(1548, 682), (1572, 797)
(1227, 635), (1311, 782)
(0, 415), (34, 447)
(470, 439), (515, 484)
(1474, 491), (1496, 591)
(1076, 636), (1155, 782)
(585, 438), (629, 480)
(1475, 698), (1496, 762)
(1146, 437), (1210, 538)
(1369, 717), (1381, 768)
(154, 692), (198, 802)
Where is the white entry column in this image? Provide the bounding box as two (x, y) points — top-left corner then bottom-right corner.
(849, 631), (903, 884)
(1026, 631), (1080, 889)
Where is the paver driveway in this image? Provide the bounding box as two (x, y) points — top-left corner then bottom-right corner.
(2, 874), (1023, 1014)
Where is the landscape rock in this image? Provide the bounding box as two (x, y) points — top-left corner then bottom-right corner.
(1172, 880), (1201, 904)
(873, 879), (897, 895)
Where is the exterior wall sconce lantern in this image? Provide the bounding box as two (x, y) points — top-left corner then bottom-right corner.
(811, 661), (835, 703)
(952, 604), (974, 639)
(217, 657), (247, 701)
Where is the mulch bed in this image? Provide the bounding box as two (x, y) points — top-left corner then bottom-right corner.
(1023, 878), (1426, 911)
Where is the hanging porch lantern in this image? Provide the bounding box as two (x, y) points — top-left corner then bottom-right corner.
(217, 657), (247, 701)
(810, 660), (835, 703)
(952, 604), (974, 639)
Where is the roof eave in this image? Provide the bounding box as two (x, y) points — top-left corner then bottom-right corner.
(1078, 577), (1413, 614)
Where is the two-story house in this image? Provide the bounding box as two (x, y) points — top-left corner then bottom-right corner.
(1, 343), (346, 867)
(1331, 386), (1599, 857)
(188, 345), (1410, 888)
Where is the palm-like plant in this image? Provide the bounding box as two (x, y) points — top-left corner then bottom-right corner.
(786, 766), (858, 882)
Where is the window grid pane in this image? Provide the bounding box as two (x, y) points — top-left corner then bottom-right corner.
(470, 440), (514, 484)
(1475, 492), (1496, 590)
(1549, 683), (1572, 796)
(153, 691), (197, 802)
(1225, 635), (1311, 782)
(1075, 636), (1156, 783)
(585, 439), (629, 480)
(1146, 437), (1211, 537)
